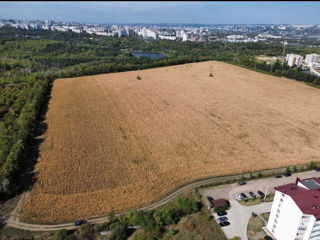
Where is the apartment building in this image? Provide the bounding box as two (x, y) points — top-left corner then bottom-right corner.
(286, 54), (303, 67)
(267, 177), (320, 240)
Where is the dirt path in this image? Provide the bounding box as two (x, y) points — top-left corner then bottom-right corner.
(5, 166), (312, 231)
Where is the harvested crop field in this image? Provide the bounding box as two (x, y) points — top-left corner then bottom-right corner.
(22, 61), (320, 223)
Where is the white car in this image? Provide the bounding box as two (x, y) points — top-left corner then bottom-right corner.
(236, 194), (242, 201)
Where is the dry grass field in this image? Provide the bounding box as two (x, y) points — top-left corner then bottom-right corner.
(21, 61), (320, 223)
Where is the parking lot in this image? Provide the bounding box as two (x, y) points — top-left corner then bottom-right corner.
(200, 170), (320, 240)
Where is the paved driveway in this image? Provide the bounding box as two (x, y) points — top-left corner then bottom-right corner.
(203, 170), (320, 240)
(211, 200), (272, 240)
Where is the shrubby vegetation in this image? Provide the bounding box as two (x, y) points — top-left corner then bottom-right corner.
(49, 196), (201, 240)
(0, 27), (320, 200)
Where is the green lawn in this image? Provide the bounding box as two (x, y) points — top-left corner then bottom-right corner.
(247, 215), (265, 240)
(260, 212), (270, 223)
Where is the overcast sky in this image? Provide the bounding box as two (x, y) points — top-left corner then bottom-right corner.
(0, 1), (319, 24)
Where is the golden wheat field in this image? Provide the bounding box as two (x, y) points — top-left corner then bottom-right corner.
(21, 61), (320, 223)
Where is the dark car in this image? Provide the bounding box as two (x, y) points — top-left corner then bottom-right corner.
(219, 221), (230, 227)
(217, 216), (228, 222)
(264, 236), (273, 240)
(207, 196), (214, 202)
(284, 172), (292, 177)
(257, 191), (265, 198)
(275, 175), (283, 178)
(315, 168), (320, 172)
(249, 191), (257, 198)
(240, 193), (249, 201)
(74, 220), (86, 226)
(238, 181), (247, 186)
(217, 210), (227, 216)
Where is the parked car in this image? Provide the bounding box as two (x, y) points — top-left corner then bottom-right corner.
(217, 210), (227, 216)
(74, 220), (86, 226)
(238, 181), (247, 186)
(236, 194), (242, 201)
(249, 191), (257, 198)
(207, 196), (214, 202)
(284, 172), (292, 177)
(257, 191), (265, 198)
(217, 216), (228, 222)
(275, 175), (282, 178)
(264, 235), (273, 240)
(315, 168), (320, 172)
(240, 193), (249, 201)
(219, 221), (230, 227)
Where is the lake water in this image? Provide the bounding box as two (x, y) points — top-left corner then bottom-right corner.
(131, 51), (165, 60)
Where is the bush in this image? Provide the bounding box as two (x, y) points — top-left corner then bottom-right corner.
(252, 212), (257, 217)
(176, 197), (200, 216)
(213, 206), (229, 213)
(154, 206), (178, 226)
(52, 229), (68, 240)
(110, 222), (129, 240)
(79, 222), (95, 239)
(127, 209), (140, 226)
(137, 75), (141, 80)
(169, 228), (177, 235)
(308, 162), (318, 169)
(205, 213), (212, 221)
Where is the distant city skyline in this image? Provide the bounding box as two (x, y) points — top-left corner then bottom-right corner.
(0, 1), (320, 25)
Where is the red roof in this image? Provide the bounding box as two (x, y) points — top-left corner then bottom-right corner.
(276, 178), (320, 219)
(213, 198), (228, 208)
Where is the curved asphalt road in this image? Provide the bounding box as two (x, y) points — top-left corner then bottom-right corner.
(5, 165), (304, 231)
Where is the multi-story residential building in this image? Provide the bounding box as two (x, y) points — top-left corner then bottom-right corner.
(158, 35), (176, 40)
(267, 177), (320, 240)
(286, 54), (303, 67)
(138, 27), (157, 39)
(305, 54), (320, 66)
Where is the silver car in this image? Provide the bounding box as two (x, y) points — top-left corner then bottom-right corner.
(236, 194), (242, 201)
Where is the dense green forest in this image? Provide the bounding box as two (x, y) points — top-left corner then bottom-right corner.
(0, 27), (320, 200)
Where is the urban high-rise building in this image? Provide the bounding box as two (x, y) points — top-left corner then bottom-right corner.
(286, 54), (303, 67)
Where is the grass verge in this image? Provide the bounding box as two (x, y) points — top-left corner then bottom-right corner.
(247, 215), (265, 240)
(239, 193), (274, 206)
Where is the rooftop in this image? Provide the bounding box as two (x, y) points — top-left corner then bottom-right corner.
(276, 177), (320, 219)
(300, 178), (320, 190)
(213, 198), (228, 208)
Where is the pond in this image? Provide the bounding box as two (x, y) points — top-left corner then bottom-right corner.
(131, 51), (166, 60)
